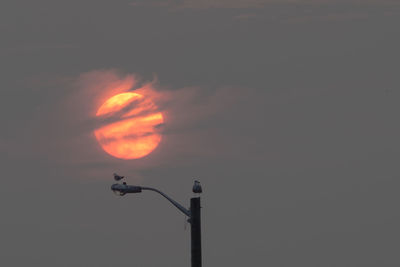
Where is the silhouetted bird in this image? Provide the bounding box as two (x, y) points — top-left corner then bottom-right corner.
(113, 173), (125, 181)
(192, 180), (202, 193)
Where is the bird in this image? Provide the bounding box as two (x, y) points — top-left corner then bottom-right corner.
(113, 173), (125, 181)
(192, 180), (202, 194)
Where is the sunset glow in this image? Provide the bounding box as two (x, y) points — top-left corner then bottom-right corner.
(94, 92), (163, 159)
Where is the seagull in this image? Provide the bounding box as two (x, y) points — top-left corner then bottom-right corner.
(113, 173), (125, 181)
(192, 180), (202, 194)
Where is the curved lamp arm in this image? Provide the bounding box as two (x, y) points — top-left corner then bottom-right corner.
(111, 183), (191, 217)
(141, 187), (191, 217)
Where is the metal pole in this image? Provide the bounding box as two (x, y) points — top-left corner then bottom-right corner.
(190, 197), (202, 267)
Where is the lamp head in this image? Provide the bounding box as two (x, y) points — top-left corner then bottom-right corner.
(111, 183), (142, 196)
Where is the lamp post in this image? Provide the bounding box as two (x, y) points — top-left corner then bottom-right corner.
(111, 181), (202, 267)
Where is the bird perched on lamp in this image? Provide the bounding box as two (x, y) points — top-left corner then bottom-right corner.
(113, 173), (125, 181)
(192, 180), (202, 194)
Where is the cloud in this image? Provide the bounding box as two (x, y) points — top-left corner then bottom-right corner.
(130, 0), (265, 9)
(234, 13), (259, 20)
(282, 11), (370, 23)
(130, 0), (400, 10)
(128, 0), (400, 24)
(9, 43), (78, 53)
(13, 70), (264, 179)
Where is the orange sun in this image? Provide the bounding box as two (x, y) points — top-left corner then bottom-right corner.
(94, 92), (164, 159)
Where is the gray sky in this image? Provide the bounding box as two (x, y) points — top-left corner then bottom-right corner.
(1, 1), (400, 266)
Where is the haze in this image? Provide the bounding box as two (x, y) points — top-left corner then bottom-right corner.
(0, 1), (399, 266)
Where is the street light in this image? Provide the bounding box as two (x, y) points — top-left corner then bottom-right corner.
(111, 179), (202, 267)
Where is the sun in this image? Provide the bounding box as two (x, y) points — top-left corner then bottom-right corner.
(94, 92), (164, 159)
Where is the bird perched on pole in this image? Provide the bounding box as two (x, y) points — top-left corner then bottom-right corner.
(192, 180), (202, 194)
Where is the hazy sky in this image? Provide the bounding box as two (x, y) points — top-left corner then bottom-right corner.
(1, 1), (400, 266)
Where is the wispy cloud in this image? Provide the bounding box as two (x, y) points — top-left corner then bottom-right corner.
(130, 0), (400, 10)
(283, 11), (370, 23)
(130, 0), (265, 9)
(234, 13), (259, 20)
(8, 43), (78, 53)
(128, 0), (400, 23)
(12, 70), (264, 179)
